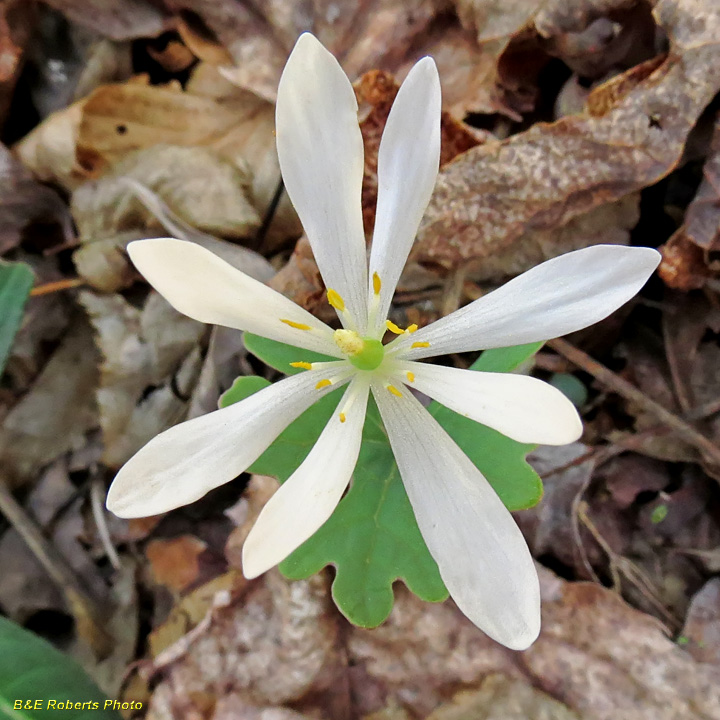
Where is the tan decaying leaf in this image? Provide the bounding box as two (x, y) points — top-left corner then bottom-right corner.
(0, 322), (99, 484)
(13, 100), (87, 191)
(41, 0), (168, 41)
(415, 0), (720, 269)
(79, 290), (205, 467)
(71, 144), (260, 241)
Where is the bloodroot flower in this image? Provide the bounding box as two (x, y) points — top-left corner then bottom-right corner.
(107, 33), (660, 649)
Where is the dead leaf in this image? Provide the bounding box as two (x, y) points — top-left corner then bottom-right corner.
(659, 112), (720, 287)
(146, 535), (208, 593)
(0, 321), (99, 484)
(425, 675), (580, 720)
(415, 0), (720, 269)
(681, 577), (720, 665)
(41, 0), (169, 41)
(79, 290), (205, 467)
(0, 0), (35, 125)
(72, 144), (260, 241)
(13, 100), (87, 190)
(0, 144), (73, 253)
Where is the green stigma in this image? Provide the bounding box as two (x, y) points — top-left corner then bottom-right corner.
(334, 330), (385, 371)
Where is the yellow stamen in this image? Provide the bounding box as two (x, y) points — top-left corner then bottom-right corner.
(406, 324), (418, 333)
(386, 384), (403, 397)
(339, 412), (346, 423)
(373, 272), (381, 295)
(406, 371), (415, 383)
(316, 379), (332, 389)
(334, 329), (364, 355)
(290, 361), (313, 370)
(386, 320), (405, 335)
(411, 341), (430, 349)
(326, 288), (345, 312)
(281, 319), (311, 331)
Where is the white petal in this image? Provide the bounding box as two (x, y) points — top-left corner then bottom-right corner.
(128, 238), (341, 357)
(242, 377), (370, 578)
(395, 245), (661, 360)
(397, 361), (582, 445)
(373, 381), (540, 650)
(367, 57), (441, 335)
(107, 366), (352, 518)
(276, 33), (368, 330)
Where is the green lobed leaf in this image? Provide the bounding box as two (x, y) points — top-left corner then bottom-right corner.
(0, 261), (34, 378)
(0, 616), (122, 720)
(224, 335), (545, 627)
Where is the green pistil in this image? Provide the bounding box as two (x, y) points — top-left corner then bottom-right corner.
(349, 337), (385, 371)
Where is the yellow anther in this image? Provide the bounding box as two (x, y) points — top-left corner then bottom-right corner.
(406, 324), (418, 333)
(281, 319), (311, 331)
(290, 361), (313, 370)
(334, 329), (364, 355)
(386, 384), (403, 397)
(316, 379), (332, 389)
(411, 341), (430, 349)
(339, 412), (346, 423)
(373, 271), (382, 295)
(386, 320), (405, 335)
(326, 288), (345, 312)
(406, 371), (415, 383)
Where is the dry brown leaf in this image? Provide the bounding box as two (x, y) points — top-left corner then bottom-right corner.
(0, 144), (73, 253)
(681, 578), (720, 665)
(0, 0), (35, 125)
(71, 144), (260, 241)
(146, 536), (209, 593)
(0, 321), (99, 484)
(659, 112), (720, 287)
(140, 564), (720, 720)
(425, 675), (580, 720)
(197, 0), (533, 116)
(415, 0), (720, 269)
(79, 290), (205, 467)
(13, 100), (87, 190)
(42, 0), (169, 41)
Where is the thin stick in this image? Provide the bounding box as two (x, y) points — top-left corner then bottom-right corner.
(549, 338), (720, 470)
(30, 277), (85, 296)
(90, 478), (121, 571)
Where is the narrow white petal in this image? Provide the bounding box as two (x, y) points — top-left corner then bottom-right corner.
(128, 238), (341, 357)
(397, 362), (582, 445)
(367, 57), (441, 335)
(242, 377), (370, 578)
(395, 245), (661, 360)
(107, 366), (352, 518)
(373, 381), (540, 650)
(276, 33), (368, 330)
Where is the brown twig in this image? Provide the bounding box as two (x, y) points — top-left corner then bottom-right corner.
(30, 277), (86, 296)
(0, 478), (112, 657)
(549, 338), (720, 470)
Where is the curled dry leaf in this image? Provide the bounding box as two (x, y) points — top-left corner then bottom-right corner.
(79, 290), (205, 467)
(416, 0), (720, 270)
(146, 535), (209, 593)
(659, 112), (720, 288)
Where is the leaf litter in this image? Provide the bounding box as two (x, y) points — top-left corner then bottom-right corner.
(1, 0), (720, 717)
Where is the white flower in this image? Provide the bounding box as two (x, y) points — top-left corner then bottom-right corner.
(106, 33), (660, 650)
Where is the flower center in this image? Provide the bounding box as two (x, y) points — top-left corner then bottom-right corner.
(333, 330), (384, 371)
